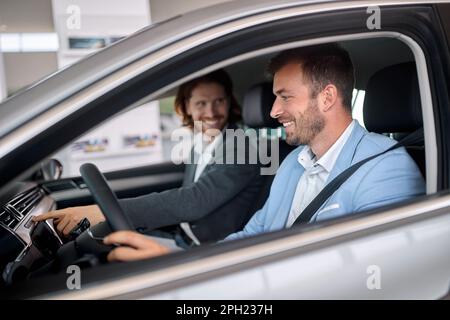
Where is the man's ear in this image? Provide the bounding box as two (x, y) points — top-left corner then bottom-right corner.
(320, 84), (338, 112)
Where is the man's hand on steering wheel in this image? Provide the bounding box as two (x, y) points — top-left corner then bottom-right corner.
(104, 231), (170, 262)
(34, 164), (168, 265)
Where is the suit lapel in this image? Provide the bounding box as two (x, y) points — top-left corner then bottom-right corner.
(274, 157), (305, 228)
(271, 122), (366, 227)
(183, 148), (197, 186)
(326, 121), (367, 183)
(195, 122), (236, 180)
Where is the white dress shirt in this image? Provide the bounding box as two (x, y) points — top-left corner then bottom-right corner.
(285, 120), (355, 227)
(193, 131), (223, 181)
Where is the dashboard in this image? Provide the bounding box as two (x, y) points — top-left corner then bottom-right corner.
(0, 183), (62, 285)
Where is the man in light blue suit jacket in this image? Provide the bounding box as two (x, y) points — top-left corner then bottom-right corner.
(226, 44), (425, 241)
(225, 44), (425, 241)
(226, 119), (425, 241)
(101, 43), (425, 261)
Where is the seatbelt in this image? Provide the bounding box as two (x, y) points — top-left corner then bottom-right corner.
(293, 128), (424, 225)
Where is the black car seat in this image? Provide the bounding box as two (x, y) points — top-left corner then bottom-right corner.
(363, 62), (425, 179)
(242, 82), (295, 214)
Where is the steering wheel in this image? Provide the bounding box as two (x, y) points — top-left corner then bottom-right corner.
(52, 163), (134, 269)
(79, 163), (133, 232)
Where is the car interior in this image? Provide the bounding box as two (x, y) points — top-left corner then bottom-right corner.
(0, 35), (428, 296)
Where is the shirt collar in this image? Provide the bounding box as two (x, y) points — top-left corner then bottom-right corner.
(297, 120), (356, 173)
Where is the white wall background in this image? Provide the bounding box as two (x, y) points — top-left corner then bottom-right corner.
(51, 0), (151, 68)
(0, 0), (57, 96)
(0, 52), (6, 101)
(0, 0), (232, 96)
(50, 0), (164, 177)
(2, 52), (58, 95)
(58, 102), (164, 177)
(1, 0), (233, 174)
(0, 0), (54, 33)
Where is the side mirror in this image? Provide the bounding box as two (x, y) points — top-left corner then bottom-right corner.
(40, 159), (63, 181)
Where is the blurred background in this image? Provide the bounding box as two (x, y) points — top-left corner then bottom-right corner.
(0, 0), (366, 177)
(0, 0), (232, 177)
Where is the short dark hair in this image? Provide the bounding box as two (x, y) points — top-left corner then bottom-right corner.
(268, 44), (355, 112)
(175, 69), (241, 128)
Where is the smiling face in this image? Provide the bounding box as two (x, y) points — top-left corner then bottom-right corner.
(270, 62), (325, 146)
(186, 82), (230, 136)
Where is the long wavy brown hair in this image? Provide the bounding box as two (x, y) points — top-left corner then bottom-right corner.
(174, 69), (242, 129)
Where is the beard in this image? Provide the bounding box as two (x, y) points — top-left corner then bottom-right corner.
(286, 99), (325, 146)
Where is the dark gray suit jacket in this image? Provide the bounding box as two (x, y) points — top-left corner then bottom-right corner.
(119, 124), (264, 242)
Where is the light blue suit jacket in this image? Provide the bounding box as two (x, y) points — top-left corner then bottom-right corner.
(226, 121), (426, 241)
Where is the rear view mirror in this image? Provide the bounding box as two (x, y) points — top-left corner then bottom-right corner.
(39, 159), (63, 181)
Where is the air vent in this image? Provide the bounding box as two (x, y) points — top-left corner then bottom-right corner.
(0, 209), (17, 229)
(0, 188), (44, 229)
